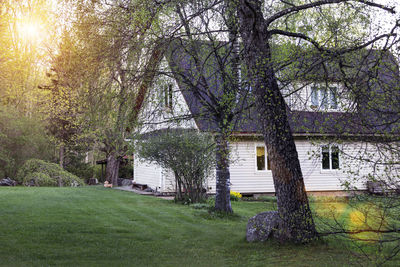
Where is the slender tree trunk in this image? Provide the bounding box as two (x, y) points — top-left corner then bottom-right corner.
(237, 0), (317, 242)
(106, 153), (120, 186)
(59, 145), (64, 168)
(215, 133), (233, 213)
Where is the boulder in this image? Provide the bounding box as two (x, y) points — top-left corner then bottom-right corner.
(246, 211), (281, 242)
(121, 179), (133, 186)
(70, 180), (80, 187)
(0, 177), (17, 186)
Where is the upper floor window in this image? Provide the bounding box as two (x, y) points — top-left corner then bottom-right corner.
(311, 86), (338, 110)
(321, 145), (339, 170)
(163, 83), (173, 110)
(256, 145), (271, 171)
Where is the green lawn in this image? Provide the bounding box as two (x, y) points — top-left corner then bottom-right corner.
(0, 187), (389, 266)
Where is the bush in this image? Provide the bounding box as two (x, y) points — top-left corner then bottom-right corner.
(16, 159), (84, 187)
(230, 191), (242, 201)
(137, 129), (215, 203)
(25, 172), (57, 187)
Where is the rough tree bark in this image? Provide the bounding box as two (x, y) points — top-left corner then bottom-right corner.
(215, 133), (233, 213)
(106, 152), (120, 186)
(236, 0), (317, 242)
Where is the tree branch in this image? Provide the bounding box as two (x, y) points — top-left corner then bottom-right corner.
(269, 29), (396, 56)
(265, 0), (395, 28)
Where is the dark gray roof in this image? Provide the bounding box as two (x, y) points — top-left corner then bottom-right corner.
(165, 39), (400, 137)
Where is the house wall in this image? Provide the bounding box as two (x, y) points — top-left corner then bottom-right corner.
(137, 57), (198, 133)
(228, 140), (367, 193)
(283, 82), (353, 112)
(134, 159), (162, 190)
(137, 139), (373, 194)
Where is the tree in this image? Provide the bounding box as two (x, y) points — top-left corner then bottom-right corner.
(0, 0), (55, 115)
(153, 1), (255, 213)
(53, 0), (164, 185)
(166, 0), (398, 242)
(231, 0), (398, 243)
(136, 129), (215, 203)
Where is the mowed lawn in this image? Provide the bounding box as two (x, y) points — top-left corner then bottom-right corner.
(0, 187), (370, 266)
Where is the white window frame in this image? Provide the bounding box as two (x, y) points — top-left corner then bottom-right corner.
(321, 144), (340, 171)
(255, 144), (271, 172)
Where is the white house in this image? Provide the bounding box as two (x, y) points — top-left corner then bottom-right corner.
(133, 41), (400, 195)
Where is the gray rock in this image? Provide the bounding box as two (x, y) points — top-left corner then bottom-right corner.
(70, 180), (80, 187)
(0, 177), (17, 186)
(246, 211), (280, 242)
(121, 179), (133, 186)
(28, 179), (36, 187)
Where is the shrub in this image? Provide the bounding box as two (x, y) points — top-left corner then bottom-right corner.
(16, 159), (84, 187)
(24, 172), (57, 187)
(230, 191), (242, 201)
(137, 129), (215, 203)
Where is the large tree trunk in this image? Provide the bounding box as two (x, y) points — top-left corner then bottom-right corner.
(106, 153), (120, 186)
(215, 133), (233, 213)
(237, 0), (317, 242)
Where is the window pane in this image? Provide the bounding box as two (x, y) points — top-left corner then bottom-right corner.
(321, 88), (328, 109)
(311, 87), (318, 107)
(322, 146), (330, 169)
(331, 146), (339, 169)
(330, 87), (338, 109)
(256, 146), (265, 170)
(168, 84), (173, 108)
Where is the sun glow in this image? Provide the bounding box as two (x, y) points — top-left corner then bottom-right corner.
(17, 20), (45, 43)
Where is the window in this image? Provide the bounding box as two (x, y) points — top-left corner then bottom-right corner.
(321, 145), (339, 170)
(311, 86), (338, 110)
(163, 83), (173, 109)
(256, 146), (271, 171)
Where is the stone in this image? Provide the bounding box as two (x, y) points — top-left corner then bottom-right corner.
(70, 180), (80, 187)
(0, 177), (17, 186)
(246, 211), (280, 242)
(121, 179), (133, 186)
(28, 179), (36, 187)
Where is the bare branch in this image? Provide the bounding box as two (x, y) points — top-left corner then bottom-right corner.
(265, 0), (396, 28)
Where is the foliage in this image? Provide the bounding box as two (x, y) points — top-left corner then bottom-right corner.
(0, 0), (56, 114)
(24, 172), (57, 187)
(16, 159), (84, 186)
(64, 156), (94, 183)
(119, 161), (134, 179)
(136, 129), (215, 203)
(49, 0), (163, 185)
(230, 191), (242, 201)
(0, 105), (54, 178)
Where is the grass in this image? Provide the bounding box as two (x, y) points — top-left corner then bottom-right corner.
(0, 187), (395, 267)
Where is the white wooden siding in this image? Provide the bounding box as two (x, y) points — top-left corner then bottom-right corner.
(137, 57), (198, 133)
(283, 82), (353, 112)
(135, 139), (375, 194)
(134, 157), (162, 190)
